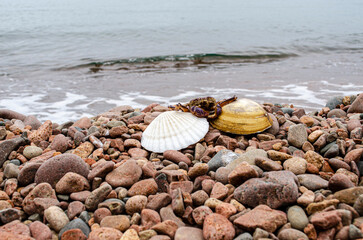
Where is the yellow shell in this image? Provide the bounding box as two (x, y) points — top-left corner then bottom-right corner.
(210, 98), (272, 135)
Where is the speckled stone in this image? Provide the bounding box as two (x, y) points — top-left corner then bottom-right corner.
(35, 153), (89, 188)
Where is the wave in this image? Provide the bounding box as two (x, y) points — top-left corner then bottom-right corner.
(56, 52), (298, 73)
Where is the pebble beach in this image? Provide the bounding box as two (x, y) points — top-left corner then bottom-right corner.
(0, 93), (362, 240)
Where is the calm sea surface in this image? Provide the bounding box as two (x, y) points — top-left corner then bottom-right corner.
(1, 0), (363, 122)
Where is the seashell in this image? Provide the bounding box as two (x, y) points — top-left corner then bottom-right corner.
(141, 111), (209, 153)
(210, 98), (272, 135)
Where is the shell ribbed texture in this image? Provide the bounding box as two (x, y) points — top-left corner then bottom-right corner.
(141, 111), (209, 153)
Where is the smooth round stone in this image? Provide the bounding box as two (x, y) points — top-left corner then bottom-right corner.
(287, 205), (309, 231)
(59, 218), (90, 239)
(327, 109), (346, 118)
(278, 229), (309, 240)
(324, 144), (339, 158)
(50, 134), (70, 153)
(125, 195), (147, 215)
(175, 227), (203, 240)
(329, 158), (351, 171)
(79, 211), (91, 224)
(283, 157), (307, 175)
(320, 142), (336, 155)
(106, 120), (126, 128)
(234, 233), (253, 240)
(55, 172), (90, 194)
(9, 159), (21, 166)
(29, 221), (52, 240)
(329, 173), (355, 192)
(44, 206), (69, 232)
(23, 146), (43, 159)
(94, 208), (112, 224)
(297, 174), (328, 191)
(35, 153), (89, 188)
(353, 195), (363, 216)
(234, 171), (299, 209)
(287, 124), (307, 148)
(88, 227), (123, 240)
(18, 162), (43, 186)
(4, 163), (19, 178)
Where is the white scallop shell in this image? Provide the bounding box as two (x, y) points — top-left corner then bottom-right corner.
(141, 111), (209, 153)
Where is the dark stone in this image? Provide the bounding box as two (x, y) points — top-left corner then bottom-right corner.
(0, 137), (28, 168)
(58, 218), (90, 239)
(0, 109), (26, 121)
(0, 208), (21, 224)
(17, 162), (42, 186)
(34, 153), (89, 188)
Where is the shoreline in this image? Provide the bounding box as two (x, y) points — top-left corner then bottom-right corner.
(0, 94), (362, 239)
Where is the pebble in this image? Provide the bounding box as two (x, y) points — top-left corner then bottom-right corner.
(347, 93), (363, 113)
(120, 229), (140, 240)
(210, 182), (228, 200)
(100, 215), (130, 232)
(297, 174), (328, 191)
(88, 227), (123, 240)
(334, 187), (363, 205)
(287, 124), (307, 148)
(28, 120), (52, 145)
(349, 224), (363, 239)
(267, 150), (292, 161)
(105, 159), (142, 188)
(175, 227), (203, 240)
(151, 220), (178, 238)
(61, 229), (87, 240)
(234, 171), (298, 209)
(34, 153), (89, 188)
(228, 162), (258, 186)
(233, 205), (287, 232)
(207, 149), (239, 171)
(0, 220), (31, 237)
(44, 206), (69, 232)
(310, 210), (341, 229)
(327, 109), (347, 118)
(29, 221), (52, 240)
(328, 173), (355, 192)
(146, 193), (172, 211)
(4, 163), (19, 179)
(55, 172), (90, 194)
(59, 218), (91, 239)
(23, 146), (43, 159)
(0, 208), (21, 224)
(67, 201), (85, 220)
(344, 148), (363, 164)
(73, 142), (95, 159)
(277, 229), (309, 240)
(203, 213), (235, 240)
(160, 206), (185, 227)
(128, 179), (158, 196)
(283, 157), (307, 175)
(125, 195), (148, 215)
(287, 205), (309, 230)
(192, 206), (213, 225)
(85, 183), (112, 211)
(188, 163), (208, 179)
(255, 157), (283, 171)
